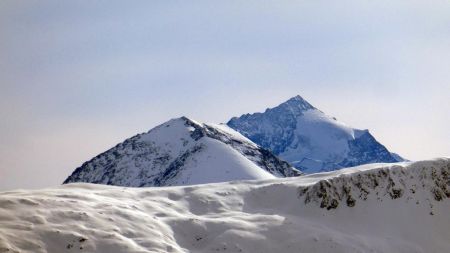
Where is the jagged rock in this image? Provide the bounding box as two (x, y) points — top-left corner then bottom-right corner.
(296, 158), (450, 209)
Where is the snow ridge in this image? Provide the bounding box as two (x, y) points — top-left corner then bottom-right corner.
(1, 158), (449, 253)
(298, 159), (450, 211)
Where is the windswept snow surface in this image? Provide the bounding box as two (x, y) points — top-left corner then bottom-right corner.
(2, 158), (449, 253)
(64, 117), (300, 187)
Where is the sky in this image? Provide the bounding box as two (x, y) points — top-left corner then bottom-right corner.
(1, 1), (449, 191)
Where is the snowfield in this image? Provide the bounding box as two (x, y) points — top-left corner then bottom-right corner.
(1, 158), (449, 253)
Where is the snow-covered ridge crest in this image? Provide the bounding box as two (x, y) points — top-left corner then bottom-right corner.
(1, 158), (449, 253)
(64, 116), (300, 187)
(297, 158), (450, 210)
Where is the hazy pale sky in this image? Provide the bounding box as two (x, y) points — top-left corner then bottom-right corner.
(1, 1), (449, 190)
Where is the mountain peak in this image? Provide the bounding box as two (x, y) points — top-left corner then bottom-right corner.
(285, 94), (314, 106)
(179, 116), (200, 125)
(227, 96), (404, 173)
(289, 95), (306, 102)
(64, 117), (300, 187)
(275, 95), (315, 113)
(167, 116), (202, 127)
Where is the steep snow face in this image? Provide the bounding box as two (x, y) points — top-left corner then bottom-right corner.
(1, 158), (449, 253)
(64, 117), (300, 187)
(228, 95), (404, 173)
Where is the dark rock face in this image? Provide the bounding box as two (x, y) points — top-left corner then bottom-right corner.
(228, 95), (405, 173)
(297, 159), (450, 210)
(338, 130), (399, 168)
(153, 145), (204, 186)
(228, 96), (312, 155)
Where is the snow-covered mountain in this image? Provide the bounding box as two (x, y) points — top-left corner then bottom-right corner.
(64, 117), (300, 187)
(228, 95), (405, 173)
(2, 158), (449, 253)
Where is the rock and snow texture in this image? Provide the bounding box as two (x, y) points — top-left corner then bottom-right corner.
(64, 117), (300, 187)
(1, 158), (449, 253)
(228, 95), (405, 173)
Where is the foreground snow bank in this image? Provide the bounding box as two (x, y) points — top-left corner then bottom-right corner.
(1, 158), (449, 253)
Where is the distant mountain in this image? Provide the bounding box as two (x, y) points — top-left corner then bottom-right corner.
(64, 117), (301, 187)
(228, 95), (405, 173)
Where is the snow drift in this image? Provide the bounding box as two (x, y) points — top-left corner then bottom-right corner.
(1, 158), (449, 253)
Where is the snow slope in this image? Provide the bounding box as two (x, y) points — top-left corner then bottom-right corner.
(2, 158), (449, 253)
(64, 117), (300, 187)
(228, 95), (405, 173)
